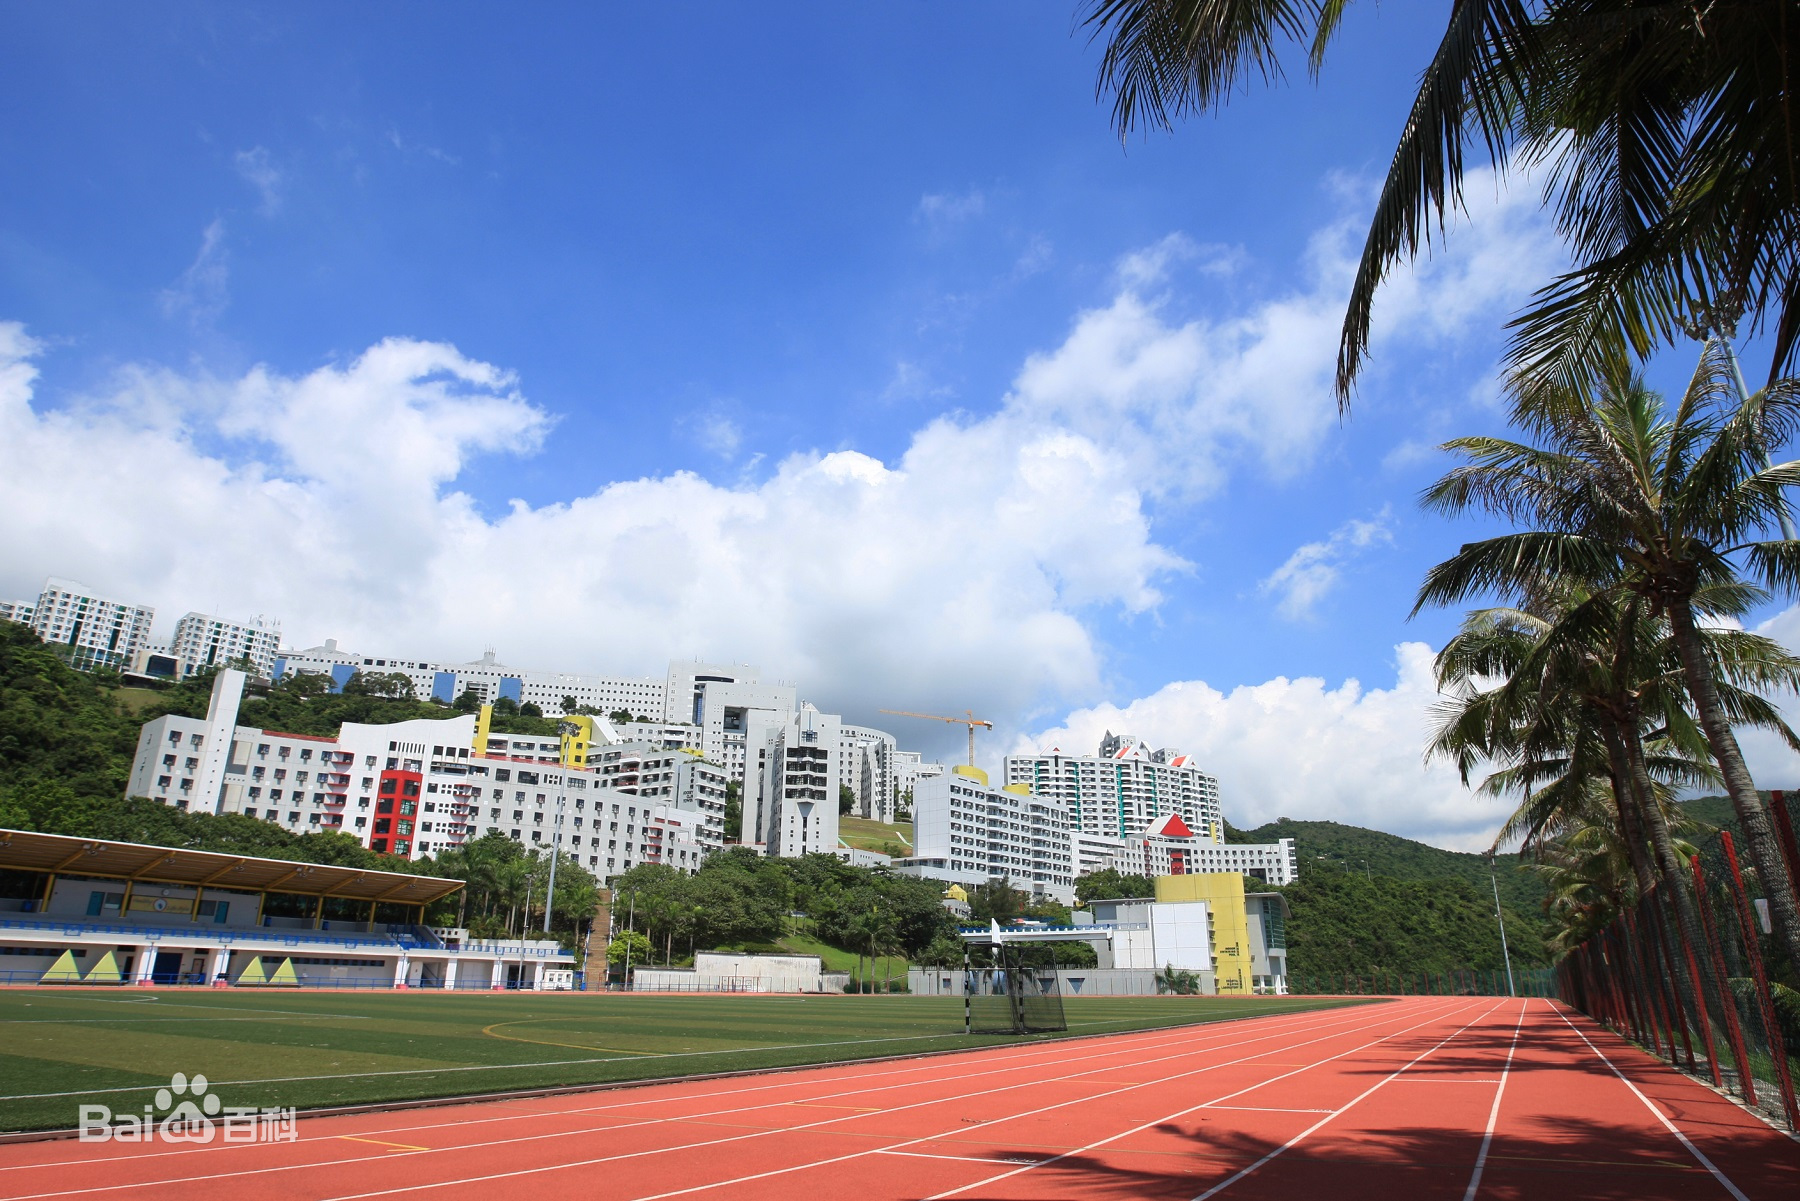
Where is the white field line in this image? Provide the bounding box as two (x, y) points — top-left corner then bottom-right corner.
(1, 996), (1419, 1199)
(311, 1000), (1476, 1201)
(1550, 1003), (1751, 1201)
(1, 1000), (1368, 1173)
(1460, 998), (1529, 1201)
(924, 997), (1508, 1201)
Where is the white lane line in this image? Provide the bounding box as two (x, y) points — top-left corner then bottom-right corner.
(320, 1000), (1470, 1201)
(1460, 997), (1529, 1201)
(925, 998), (1503, 1201)
(1, 1002), (1358, 1175)
(1201, 1105), (1336, 1114)
(874, 1151), (1043, 1166)
(1549, 1003), (1751, 1201)
(1, 1005), (1350, 1182)
(3, 997), (1401, 1200)
(1188, 1000), (1512, 1200)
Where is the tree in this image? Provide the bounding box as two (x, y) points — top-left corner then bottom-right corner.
(1080, 2), (1800, 402)
(343, 671), (415, 700)
(838, 783), (856, 816)
(490, 695), (520, 716)
(606, 929), (652, 967)
(452, 687), (483, 713)
(608, 709), (634, 724)
(519, 701), (544, 718)
(1417, 354), (1800, 969)
(968, 876), (1027, 925)
(561, 695), (579, 715)
(1075, 868), (1155, 903)
(723, 778), (742, 843)
(283, 671), (332, 700)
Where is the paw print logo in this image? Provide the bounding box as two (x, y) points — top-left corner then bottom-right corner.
(156, 1073), (221, 1143)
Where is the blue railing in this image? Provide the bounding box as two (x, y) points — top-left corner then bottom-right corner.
(0, 914), (424, 952)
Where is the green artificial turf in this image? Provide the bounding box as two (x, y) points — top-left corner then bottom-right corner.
(0, 989), (1370, 1132)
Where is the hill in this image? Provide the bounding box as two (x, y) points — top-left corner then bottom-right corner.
(1228, 817), (1544, 913)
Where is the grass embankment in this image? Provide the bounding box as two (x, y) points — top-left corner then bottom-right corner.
(837, 816), (912, 856)
(0, 988), (1369, 1132)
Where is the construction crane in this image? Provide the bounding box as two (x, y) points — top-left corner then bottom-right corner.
(879, 709), (993, 767)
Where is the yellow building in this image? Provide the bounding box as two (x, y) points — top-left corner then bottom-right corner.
(1153, 872), (1289, 995)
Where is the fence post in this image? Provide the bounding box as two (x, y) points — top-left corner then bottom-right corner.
(1691, 854), (1755, 1105)
(1718, 832), (1799, 1130)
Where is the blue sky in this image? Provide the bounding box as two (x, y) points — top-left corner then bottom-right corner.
(4, 4), (1791, 847)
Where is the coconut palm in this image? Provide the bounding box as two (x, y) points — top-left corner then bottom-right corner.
(1078, 1), (1800, 401)
(1416, 355), (1800, 968)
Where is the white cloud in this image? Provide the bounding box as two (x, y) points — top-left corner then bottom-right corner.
(1020, 643), (1511, 851)
(915, 188), (985, 229)
(233, 147), (282, 216)
(690, 410), (742, 460)
(1259, 508), (1394, 621)
(158, 220), (229, 326)
(0, 181), (1559, 816)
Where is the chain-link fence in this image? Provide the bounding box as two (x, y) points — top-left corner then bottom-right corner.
(1285, 969), (1557, 997)
(1558, 809), (1800, 1133)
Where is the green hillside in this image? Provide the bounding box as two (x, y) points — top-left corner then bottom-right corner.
(1229, 817), (1544, 913)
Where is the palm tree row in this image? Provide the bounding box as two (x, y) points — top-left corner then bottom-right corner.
(1415, 347), (1800, 972)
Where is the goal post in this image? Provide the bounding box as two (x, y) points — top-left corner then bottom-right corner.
(962, 938), (1067, 1035)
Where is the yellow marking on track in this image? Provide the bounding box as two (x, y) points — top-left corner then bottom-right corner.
(480, 1019), (656, 1056)
(336, 1135), (430, 1152)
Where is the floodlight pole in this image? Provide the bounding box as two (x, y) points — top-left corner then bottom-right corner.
(543, 801), (563, 934)
(1685, 302), (1798, 540)
(624, 891), (636, 991)
(1489, 855), (1516, 997)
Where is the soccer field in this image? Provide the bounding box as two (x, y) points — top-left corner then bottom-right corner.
(0, 989), (1368, 1133)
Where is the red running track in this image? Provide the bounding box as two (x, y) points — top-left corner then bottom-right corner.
(0, 996), (1795, 1200)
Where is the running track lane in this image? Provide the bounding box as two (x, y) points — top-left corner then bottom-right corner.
(1, 997), (1794, 1200)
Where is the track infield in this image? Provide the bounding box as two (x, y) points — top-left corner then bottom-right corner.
(1, 996), (1795, 1199)
(0, 989), (1365, 1133)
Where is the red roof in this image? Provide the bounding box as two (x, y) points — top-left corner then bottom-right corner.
(1149, 813), (1193, 838)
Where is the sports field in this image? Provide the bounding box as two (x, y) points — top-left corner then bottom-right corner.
(3, 996), (1795, 1200)
(0, 988), (1365, 1133)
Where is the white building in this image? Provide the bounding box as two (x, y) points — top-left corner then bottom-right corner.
(127, 670), (720, 882)
(839, 724), (899, 822)
(745, 703), (841, 858)
(892, 766), (1076, 903)
(1006, 732), (1223, 843)
(273, 642), (667, 718)
(893, 750), (945, 816)
(0, 598), (35, 627)
(1101, 813), (1300, 884)
(171, 610), (282, 678)
(667, 661), (801, 785)
(25, 578), (155, 672)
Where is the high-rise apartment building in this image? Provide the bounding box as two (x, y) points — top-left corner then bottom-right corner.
(0, 598), (35, 627)
(26, 578), (155, 672)
(172, 610), (282, 678)
(1005, 731), (1224, 843)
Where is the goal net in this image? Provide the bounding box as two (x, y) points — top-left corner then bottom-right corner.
(964, 943), (1067, 1034)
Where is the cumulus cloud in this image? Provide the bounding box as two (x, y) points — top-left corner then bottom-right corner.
(158, 220), (229, 326)
(0, 183), (1558, 808)
(1259, 508), (1394, 621)
(1021, 643), (1511, 850)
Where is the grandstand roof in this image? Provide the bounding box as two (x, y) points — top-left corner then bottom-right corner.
(0, 828), (462, 905)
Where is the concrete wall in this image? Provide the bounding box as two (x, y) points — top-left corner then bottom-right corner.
(906, 967), (1185, 997)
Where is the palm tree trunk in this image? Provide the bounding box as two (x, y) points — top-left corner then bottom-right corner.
(1599, 728), (1658, 897)
(1668, 599), (1800, 969)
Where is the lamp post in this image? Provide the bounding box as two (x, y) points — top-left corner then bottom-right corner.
(1488, 853), (1516, 997)
(543, 798), (564, 934)
(1681, 297), (1797, 540)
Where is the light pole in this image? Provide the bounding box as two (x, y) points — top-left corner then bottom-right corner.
(1488, 853), (1516, 997)
(543, 798), (564, 934)
(1682, 298), (1797, 540)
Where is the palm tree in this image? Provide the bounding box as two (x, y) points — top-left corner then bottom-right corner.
(1417, 356), (1800, 968)
(1078, 1), (1800, 401)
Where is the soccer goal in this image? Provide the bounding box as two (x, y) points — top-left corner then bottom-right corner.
(963, 941), (1067, 1035)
